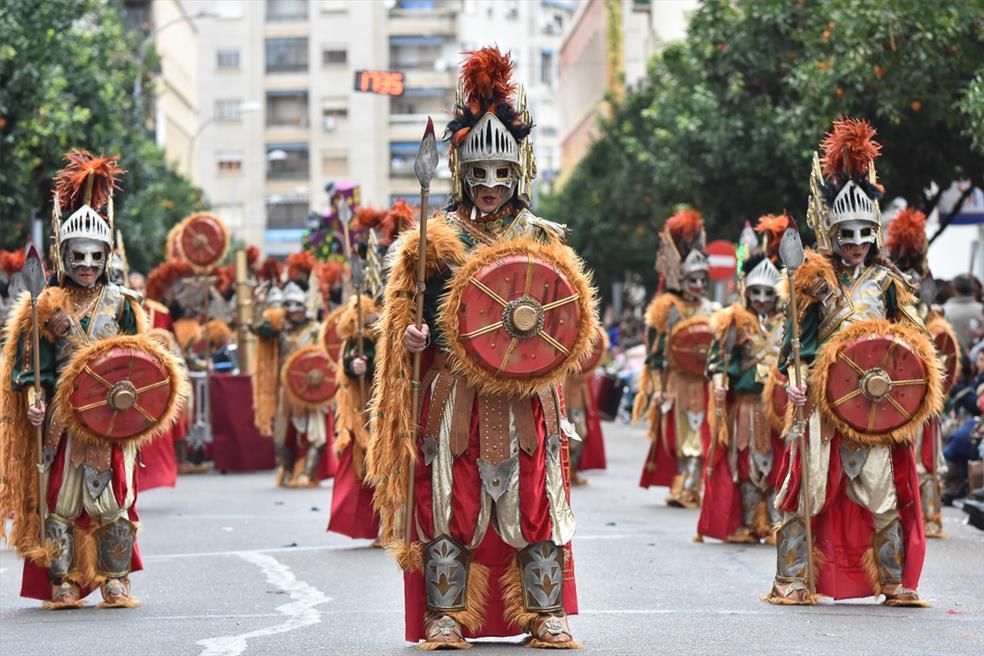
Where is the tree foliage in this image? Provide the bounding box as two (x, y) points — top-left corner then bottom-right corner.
(541, 0), (984, 299)
(0, 0), (203, 275)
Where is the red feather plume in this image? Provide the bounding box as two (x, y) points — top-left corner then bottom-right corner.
(356, 207), (385, 229)
(665, 208), (703, 243)
(257, 256), (283, 283)
(820, 117), (881, 178)
(755, 213), (792, 261)
(1, 249), (26, 276)
(460, 47), (517, 115)
(286, 251), (316, 280)
(246, 245), (261, 267)
(377, 200), (416, 245)
(885, 208), (927, 256)
(53, 149), (124, 213)
(215, 263), (236, 296)
(146, 261), (193, 302)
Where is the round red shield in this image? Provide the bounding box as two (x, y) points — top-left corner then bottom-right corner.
(578, 326), (608, 376)
(283, 345), (338, 408)
(178, 212), (228, 271)
(824, 332), (929, 436)
(321, 307), (346, 363)
(668, 318), (714, 376)
(453, 254), (583, 379)
(930, 324), (959, 394)
(67, 345), (176, 440)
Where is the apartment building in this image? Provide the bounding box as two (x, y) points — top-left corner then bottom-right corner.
(163, 0), (574, 256)
(558, 0), (696, 181)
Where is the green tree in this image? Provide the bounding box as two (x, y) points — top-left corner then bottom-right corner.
(0, 0), (203, 274)
(543, 0), (984, 299)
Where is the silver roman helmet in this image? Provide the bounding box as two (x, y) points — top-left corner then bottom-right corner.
(282, 281), (306, 316)
(744, 256), (781, 309)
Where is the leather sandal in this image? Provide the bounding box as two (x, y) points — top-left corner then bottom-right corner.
(528, 613), (582, 650)
(419, 613), (470, 650)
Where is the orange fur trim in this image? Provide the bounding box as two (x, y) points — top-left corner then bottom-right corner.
(253, 312), (284, 437)
(821, 117), (881, 178)
(366, 215), (467, 544)
(645, 293), (686, 332)
(631, 366), (652, 423)
(528, 638), (582, 650)
(333, 330), (374, 456)
(448, 562), (490, 633)
(66, 525), (102, 590)
(791, 251), (838, 316)
(500, 559), (538, 632)
(335, 295), (380, 341)
(713, 303), (757, 344)
(53, 334), (190, 449)
(205, 320), (232, 347)
(386, 540), (424, 573)
(762, 366), (788, 434)
(147, 327), (178, 352)
(438, 235), (598, 399)
(810, 319), (944, 446)
(861, 547), (882, 596)
(172, 318), (201, 351)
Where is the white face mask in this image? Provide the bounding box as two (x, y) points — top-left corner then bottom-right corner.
(465, 161), (516, 211)
(63, 238), (107, 286)
(747, 285), (776, 309)
(683, 272), (708, 299)
(284, 301), (305, 315)
(835, 221), (878, 247)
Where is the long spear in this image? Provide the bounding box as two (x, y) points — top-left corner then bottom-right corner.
(403, 117), (439, 547)
(22, 245), (47, 547)
(778, 225), (815, 598)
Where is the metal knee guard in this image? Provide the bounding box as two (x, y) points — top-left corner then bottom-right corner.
(519, 541), (565, 614)
(45, 515), (75, 583)
(739, 481), (761, 528)
(873, 519), (904, 587)
(681, 456), (702, 493)
(276, 444), (295, 472)
(774, 516), (810, 586)
(94, 518), (137, 579)
(919, 476), (941, 531)
(303, 443), (324, 478)
(424, 535), (470, 613)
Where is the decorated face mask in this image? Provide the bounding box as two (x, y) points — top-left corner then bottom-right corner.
(465, 160), (516, 212)
(682, 271), (708, 300)
(284, 300), (306, 316)
(747, 285), (776, 311)
(63, 238), (107, 287)
(835, 220), (878, 247)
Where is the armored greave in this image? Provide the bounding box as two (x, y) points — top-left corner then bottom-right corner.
(519, 541), (565, 614)
(45, 515), (75, 584)
(872, 518), (905, 590)
(681, 456), (702, 496)
(766, 489), (782, 526)
(276, 444), (296, 473)
(774, 515), (810, 592)
(94, 517), (138, 579)
(918, 474), (943, 535)
(303, 443), (325, 478)
(739, 481), (763, 529)
(424, 536), (470, 614)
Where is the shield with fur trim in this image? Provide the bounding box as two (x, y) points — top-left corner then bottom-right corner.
(926, 315), (959, 394)
(668, 317), (714, 377)
(177, 212), (229, 272)
(283, 344), (338, 410)
(815, 319), (943, 446)
(440, 236), (596, 398)
(57, 335), (187, 447)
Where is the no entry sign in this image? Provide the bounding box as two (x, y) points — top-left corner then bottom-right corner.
(705, 240), (737, 281)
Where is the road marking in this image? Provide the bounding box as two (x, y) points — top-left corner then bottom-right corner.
(195, 552), (330, 656)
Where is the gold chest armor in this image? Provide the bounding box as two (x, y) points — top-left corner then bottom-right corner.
(741, 312), (785, 384)
(281, 319), (320, 359)
(818, 265), (891, 342)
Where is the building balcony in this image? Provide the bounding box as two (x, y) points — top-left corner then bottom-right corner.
(388, 7), (457, 37)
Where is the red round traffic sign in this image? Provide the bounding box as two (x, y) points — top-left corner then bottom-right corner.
(706, 240), (737, 281)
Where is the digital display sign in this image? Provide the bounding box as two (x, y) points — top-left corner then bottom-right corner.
(353, 70), (406, 96)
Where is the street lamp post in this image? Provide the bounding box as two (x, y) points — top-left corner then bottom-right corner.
(132, 10), (217, 122)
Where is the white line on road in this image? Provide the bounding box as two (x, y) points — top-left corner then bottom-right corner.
(195, 552), (331, 656)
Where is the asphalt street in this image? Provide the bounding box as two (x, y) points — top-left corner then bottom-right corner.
(1, 421), (982, 655)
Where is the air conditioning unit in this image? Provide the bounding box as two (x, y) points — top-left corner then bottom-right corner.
(323, 116), (337, 131)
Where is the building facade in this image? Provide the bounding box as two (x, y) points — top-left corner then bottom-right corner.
(164, 0), (574, 256)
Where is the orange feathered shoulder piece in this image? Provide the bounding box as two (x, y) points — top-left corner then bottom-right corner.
(713, 303), (758, 344)
(645, 293), (686, 333)
(336, 294), (380, 341)
(792, 250), (838, 312)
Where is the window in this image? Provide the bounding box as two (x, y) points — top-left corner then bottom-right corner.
(389, 36), (444, 70)
(217, 49), (241, 70)
(540, 49), (555, 86)
(266, 91), (309, 127)
(265, 0), (308, 21)
(322, 48), (347, 66)
(265, 37), (308, 73)
(322, 150), (348, 177)
(266, 143), (309, 180)
(215, 99), (244, 122)
(217, 152), (243, 174)
(266, 196), (310, 228)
